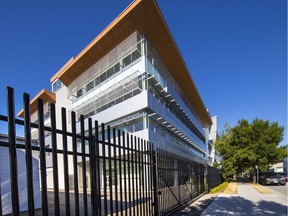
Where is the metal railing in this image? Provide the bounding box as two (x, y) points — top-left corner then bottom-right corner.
(0, 86), (212, 215)
(156, 149), (205, 215)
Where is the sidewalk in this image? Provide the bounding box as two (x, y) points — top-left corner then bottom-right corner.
(174, 184), (287, 216)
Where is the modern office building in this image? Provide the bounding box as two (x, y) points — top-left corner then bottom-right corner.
(18, 0), (212, 190)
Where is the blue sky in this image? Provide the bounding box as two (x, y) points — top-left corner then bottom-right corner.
(0, 0), (287, 145)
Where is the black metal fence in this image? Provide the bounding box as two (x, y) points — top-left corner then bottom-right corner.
(207, 166), (222, 192)
(156, 149), (205, 215)
(0, 87), (213, 216)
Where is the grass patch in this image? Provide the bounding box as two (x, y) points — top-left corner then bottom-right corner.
(210, 182), (238, 194)
(252, 184), (275, 194)
(223, 182), (238, 194)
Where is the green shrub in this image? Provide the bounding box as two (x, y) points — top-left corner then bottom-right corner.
(210, 182), (228, 194)
(226, 178), (233, 183)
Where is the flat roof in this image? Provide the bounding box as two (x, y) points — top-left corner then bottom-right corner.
(50, 0), (212, 127)
(17, 89), (56, 118)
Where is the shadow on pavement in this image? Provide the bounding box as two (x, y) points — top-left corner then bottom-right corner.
(200, 196), (287, 216)
(173, 196), (217, 216)
(173, 195), (287, 216)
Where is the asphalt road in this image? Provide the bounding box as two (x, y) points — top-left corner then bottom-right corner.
(266, 184), (287, 196)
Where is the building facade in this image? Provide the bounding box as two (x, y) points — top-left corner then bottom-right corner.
(18, 0), (212, 190)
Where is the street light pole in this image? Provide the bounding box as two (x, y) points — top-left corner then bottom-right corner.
(256, 165), (259, 184)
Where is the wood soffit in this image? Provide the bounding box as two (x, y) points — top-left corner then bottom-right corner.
(50, 0), (212, 126)
(17, 89), (56, 118)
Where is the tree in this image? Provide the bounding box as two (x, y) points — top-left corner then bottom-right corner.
(215, 118), (287, 183)
(212, 161), (220, 169)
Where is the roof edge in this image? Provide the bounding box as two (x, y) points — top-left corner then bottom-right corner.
(51, 0), (143, 85)
(50, 57), (75, 83)
(17, 89), (56, 118)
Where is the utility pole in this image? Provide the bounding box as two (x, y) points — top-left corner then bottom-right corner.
(256, 165), (259, 184)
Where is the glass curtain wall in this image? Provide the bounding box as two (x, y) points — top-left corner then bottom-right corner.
(68, 32), (146, 121)
(143, 38), (206, 143)
(65, 32), (207, 158)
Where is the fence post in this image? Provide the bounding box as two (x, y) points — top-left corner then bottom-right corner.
(152, 149), (159, 216)
(50, 103), (60, 215)
(71, 111), (80, 216)
(38, 99), (48, 216)
(61, 107), (70, 216)
(23, 93), (35, 215)
(7, 86), (20, 215)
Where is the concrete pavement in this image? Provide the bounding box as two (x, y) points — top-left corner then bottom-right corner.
(174, 184), (287, 216)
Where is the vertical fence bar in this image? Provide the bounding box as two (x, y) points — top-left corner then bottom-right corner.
(126, 134), (132, 216)
(107, 126), (113, 214)
(191, 163), (193, 198)
(137, 138), (142, 215)
(117, 130), (123, 216)
(71, 112), (79, 216)
(158, 149), (162, 213)
(122, 131), (127, 213)
(134, 137), (139, 216)
(146, 142), (153, 215)
(80, 115), (88, 216)
(38, 99), (48, 216)
(50, 103), (60, 215)
(107, 126), (113, 215)
(178, 156), (181, 206)
(113, 128), (118, 216)
(61, 108), (70, 216)
(102, 123), (108, 215)
(94, 121), (101, 216)
(88, 118), (97, 216)
(152, 146), (159, 216)
(153, 148), (163, 213)
(139, 139), (144, 216)
(130, 135), (135, 216)
(138, 138), (148, 215)
(163, 150), (166, 211)
(145, 141), (151, 214)
(23, 93), (35, 215)
(6, 87), (19, 215)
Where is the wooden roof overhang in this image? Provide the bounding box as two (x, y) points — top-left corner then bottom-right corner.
(50, 0), (212, 127)
(17, 89), (56, 118)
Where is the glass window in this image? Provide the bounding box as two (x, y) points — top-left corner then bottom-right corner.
(122, 54), (132, 67)
(95, 77), (100, 86)
(124, 93), (132, 100)
(106, 67), (114, 79)
(124, 123), (133, 133)
(149, 121), (157, 132)
(107, 101), (115, 109)
(114, 62), (120, 72)
(133, 118), (143, 132)
(77, 88), (83, 98)
(99, 72), (107, 83)
(132, 49), (141, 62)
(115, 97), (123, 104)
(52, 79), (62, 92)
(86, 80), (94, 92)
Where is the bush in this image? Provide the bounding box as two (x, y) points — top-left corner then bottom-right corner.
(210, 182), (228, 194)
(226, 177), (233, 183)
